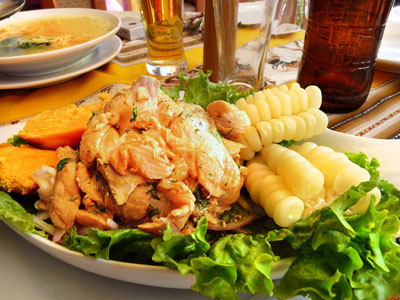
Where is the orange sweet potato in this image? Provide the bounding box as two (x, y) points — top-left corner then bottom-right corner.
(18, 102), (103, 150)
(0, 143), (58, 194)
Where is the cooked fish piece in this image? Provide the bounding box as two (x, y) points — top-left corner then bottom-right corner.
(75, 210), (109, 230)
(118, 184), (153, 222)
(168, 102), (242, 199)
(97, 160), (146, 206)
(75, 162), (103, 204)
(103, 76), (161, 134)
(207, 100), (249, 140)
(109, 130), (174, 180)
(138, 179), (196, 233)
(48, 147), (81, 229)
(79, 113), (120, 168)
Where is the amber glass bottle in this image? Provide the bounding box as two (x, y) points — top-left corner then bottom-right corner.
(297, 0), (394, 113)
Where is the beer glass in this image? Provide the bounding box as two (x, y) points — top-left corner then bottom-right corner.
(297, 0), (395, 113)
(138, 0), (188, 76)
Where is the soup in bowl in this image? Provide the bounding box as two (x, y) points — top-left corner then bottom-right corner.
(0, 8), (121, 76)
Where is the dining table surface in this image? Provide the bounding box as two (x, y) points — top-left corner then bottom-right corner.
(0, 8), (399, 300)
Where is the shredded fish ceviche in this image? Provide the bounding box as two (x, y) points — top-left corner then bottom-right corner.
(1, 71), (400, 300)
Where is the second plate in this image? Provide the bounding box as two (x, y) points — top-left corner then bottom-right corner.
(0, 35), (122, 90)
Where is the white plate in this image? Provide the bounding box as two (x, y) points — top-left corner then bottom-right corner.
(238, 1), (264, 25)
(388, 5), (400, 23)
(0, 35), (122, 89)
(376, 20), (400, 74)
(0, 8), (121, 76)
(1, 100), (399, 290)
(238, 1), (300, 35)
(4, 222), (296, 289)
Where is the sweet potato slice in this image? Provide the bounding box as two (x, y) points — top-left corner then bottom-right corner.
(18, 102), (103, 150)
(0, 143), (58, 194)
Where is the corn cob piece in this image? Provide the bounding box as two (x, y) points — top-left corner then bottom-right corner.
(238, 108), (328, 155)
(236, 83), (322, 122)
(235, 83), (328, 159)
(245, 156), (304, 227)
(292, 142), (380, 212)
(261, 143), (325, 200)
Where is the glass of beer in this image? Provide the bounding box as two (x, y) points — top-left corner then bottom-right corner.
(138, 0), (188, 76)
(297, 0), (395, 113)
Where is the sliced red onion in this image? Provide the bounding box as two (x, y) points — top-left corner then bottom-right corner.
(35, 211), (50, 220)
(76, 226), (91, 235)
(208, 214), (257, 231)
(170, 222), (182, 235)
(33, 215), (55, 235)
(33, 200), (41, 211)
(107, 218), (119, 230)
(52, 228), (67, 243)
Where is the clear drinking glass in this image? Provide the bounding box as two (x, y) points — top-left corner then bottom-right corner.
(212, 0), (281, 91)
(138, 0), (188, 76)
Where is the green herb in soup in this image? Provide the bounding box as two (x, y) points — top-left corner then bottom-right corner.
(0, 15), (112, 57)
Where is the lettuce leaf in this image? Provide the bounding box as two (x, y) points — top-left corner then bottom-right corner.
(345, 152), (380, 181)
(266, 157), (400, 300)
(7, 135), (29, 147)
(151, 217), (277, 299)
(63, 226), (155, 263)
(346, 151), (400, 215)
(151, 217), (210, 274)
(162, 70), (253, 109)
(190, 233), (278, 300)
(0, 191), (46, 237)
(160, 74), (186, 100)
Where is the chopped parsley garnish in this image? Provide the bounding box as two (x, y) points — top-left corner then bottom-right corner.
(56, 158), (71, 171)
(221, 209), (232, 223)
(95, 203), (107, 213)
(146, 183), (160, 200)
(279, 140), (296, 147)
(7, 135), (29, 147)
(194, 186), (209, 210)
(149, 208), (159, 217)
(131, 107), (138, 121)
(222, 127), (233, 138)
(213, 130), (222, 143)
(18, 36), (56, 48)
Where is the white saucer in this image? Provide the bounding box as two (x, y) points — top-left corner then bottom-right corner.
(0, 35), (122, 89)
(238, 1), (264, 25)
(238, 1), (301, 35)
(376, 20), (400, 74)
